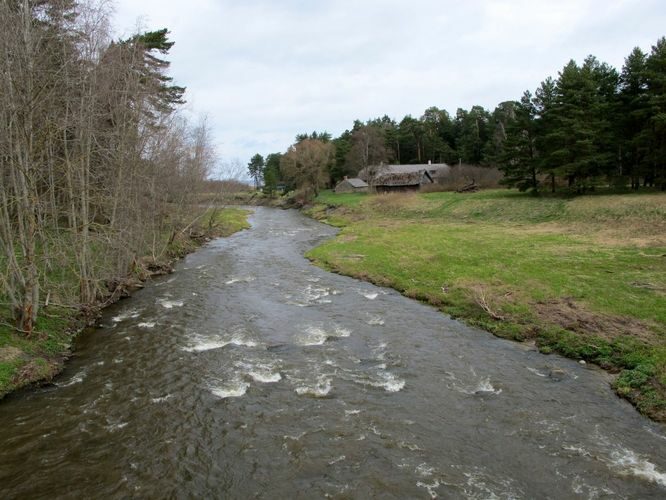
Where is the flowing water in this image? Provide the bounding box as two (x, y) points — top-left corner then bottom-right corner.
(1, 208), (665, 499)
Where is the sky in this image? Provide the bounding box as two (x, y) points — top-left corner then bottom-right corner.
(112, 0), (666, 173)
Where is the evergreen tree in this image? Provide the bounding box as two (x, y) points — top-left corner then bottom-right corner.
(620, 47), (650, 188)
(485, 101), (516, 167)
(397, 116), (424, 163)
(331, 130), (353, 183)
(645, 37), (666, 189)
(247, 153), (264, 189)
(541, 58), (618, 191)
(454, 106), (491, 164)
(420, 106), (457, 164)
(263, 152), (283, 193)
(498, 93), (540, 192)
(534, 77), (558, 191)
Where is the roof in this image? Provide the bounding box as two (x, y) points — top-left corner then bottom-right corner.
(344, 178), (368, 188)
(359, 163), (449, 181)
(374, 169), (434, 186)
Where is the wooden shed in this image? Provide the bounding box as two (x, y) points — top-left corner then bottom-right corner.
(334, 177), (368, 193)
(372, 165), (434, 192)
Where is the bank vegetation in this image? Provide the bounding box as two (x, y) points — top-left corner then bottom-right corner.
(0, 1), (246, 395)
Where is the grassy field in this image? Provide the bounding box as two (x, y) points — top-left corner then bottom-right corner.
(0, 207), (251, 399)
(306, 190), (666, 420)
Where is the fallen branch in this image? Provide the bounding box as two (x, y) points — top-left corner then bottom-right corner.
(470, 285), (505, 321)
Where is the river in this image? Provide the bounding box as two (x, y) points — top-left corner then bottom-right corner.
(0, 207), (664, 498)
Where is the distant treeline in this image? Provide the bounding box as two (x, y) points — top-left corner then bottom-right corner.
(0, 1), (215, 333)
(251, 36), (666, 196)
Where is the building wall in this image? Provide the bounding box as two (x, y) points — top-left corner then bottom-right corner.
(376, 184), (420, 193)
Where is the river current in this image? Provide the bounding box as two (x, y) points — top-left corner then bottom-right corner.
(0, 207), (664, 498)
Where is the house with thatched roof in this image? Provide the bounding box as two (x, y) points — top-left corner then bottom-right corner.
(358, 163), (446, 192)
(334, 177), (368, 193)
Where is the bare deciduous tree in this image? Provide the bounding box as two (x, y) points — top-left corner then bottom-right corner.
(280, 139), (334, 199)
(0, 1), (217, 334)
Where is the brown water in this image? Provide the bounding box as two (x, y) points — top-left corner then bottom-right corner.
(1, 207), (665, 499)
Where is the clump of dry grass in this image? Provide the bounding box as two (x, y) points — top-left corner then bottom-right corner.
(368, 192), (422, 213)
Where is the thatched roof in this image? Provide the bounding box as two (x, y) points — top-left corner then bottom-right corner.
(344, 178), (368, 188)
(359, 163), (449, 185)
(374, 169), (433, 186)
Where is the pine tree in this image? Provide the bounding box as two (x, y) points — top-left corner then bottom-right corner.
(247, 153), (265, 190)
(541, 58), (618, 191)
(498, 93), (540, 192)
(645, 37), (666, 189)
(620, 47), (650, 188)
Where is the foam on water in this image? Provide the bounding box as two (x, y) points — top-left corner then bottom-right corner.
(111, 309), (140, 323)
(287, 284), (337, 307)
(562, 432), (666, 488)
(157, 298), (184, 309)
(183, 327), (259, 352)
(295, 376), (332, 397)
(416, 479), (441, 499)
(447, 369), (502, 395)
(57, 369), (86, 387)
(237, 361), (282, 383)
(137, 322), (156, 329)
(362, 370), (405, 392)
(416, 463), (436, 477)
(296, 327), (327, 346)
(370, 341), (388, 360)
(571, 475), (615, 498)
(225, 276), (255, 285)
(105, 421), (128, 432)
(210, 378), (250, 399)
(471, 378), (502, 395)
(151, 394), (173, 403)
(377, 371), (406, 392)
(460, 467), (524, 499)
(296, 324), (352, 346)
(367, 314), (385, 326)
(608, 447), (666, 486)
(248, 370), (281, 383)
(527, 367), (547, 377)
(182, 340), (230, 352)
(229, 332), (259, 347)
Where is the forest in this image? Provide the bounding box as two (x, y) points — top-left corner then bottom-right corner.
(251, 37), (666, 198)
(0, 1), (216, 336)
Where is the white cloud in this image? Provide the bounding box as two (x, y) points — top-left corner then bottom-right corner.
(112, 0), (666, 164)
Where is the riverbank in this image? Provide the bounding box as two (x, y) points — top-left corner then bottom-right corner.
(304, 189), (666, 421)
(0, 207), (251, 399)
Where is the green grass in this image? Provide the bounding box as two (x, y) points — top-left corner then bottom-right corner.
(205, 207), (252, 236)
(307, 189), (666, 420)
(0, 306), (72, 398)
(316, 190), (369, 207)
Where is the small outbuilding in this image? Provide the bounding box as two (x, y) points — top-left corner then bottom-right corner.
(372, 165), (435, 192)
(358, 163), (446, 192)
(334, 177), (368, 193)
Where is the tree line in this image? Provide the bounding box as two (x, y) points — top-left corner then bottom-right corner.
(0, 1), (215, 334)
(250, 36), (666, 196)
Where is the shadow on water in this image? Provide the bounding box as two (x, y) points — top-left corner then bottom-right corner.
(0, 207), (664, 498)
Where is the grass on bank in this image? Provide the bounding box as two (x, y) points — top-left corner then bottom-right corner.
(306, 189), (666, 420)
(0, 207), (251, 399)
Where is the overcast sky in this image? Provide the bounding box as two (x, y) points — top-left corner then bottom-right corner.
(113, 0), (666, 170)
